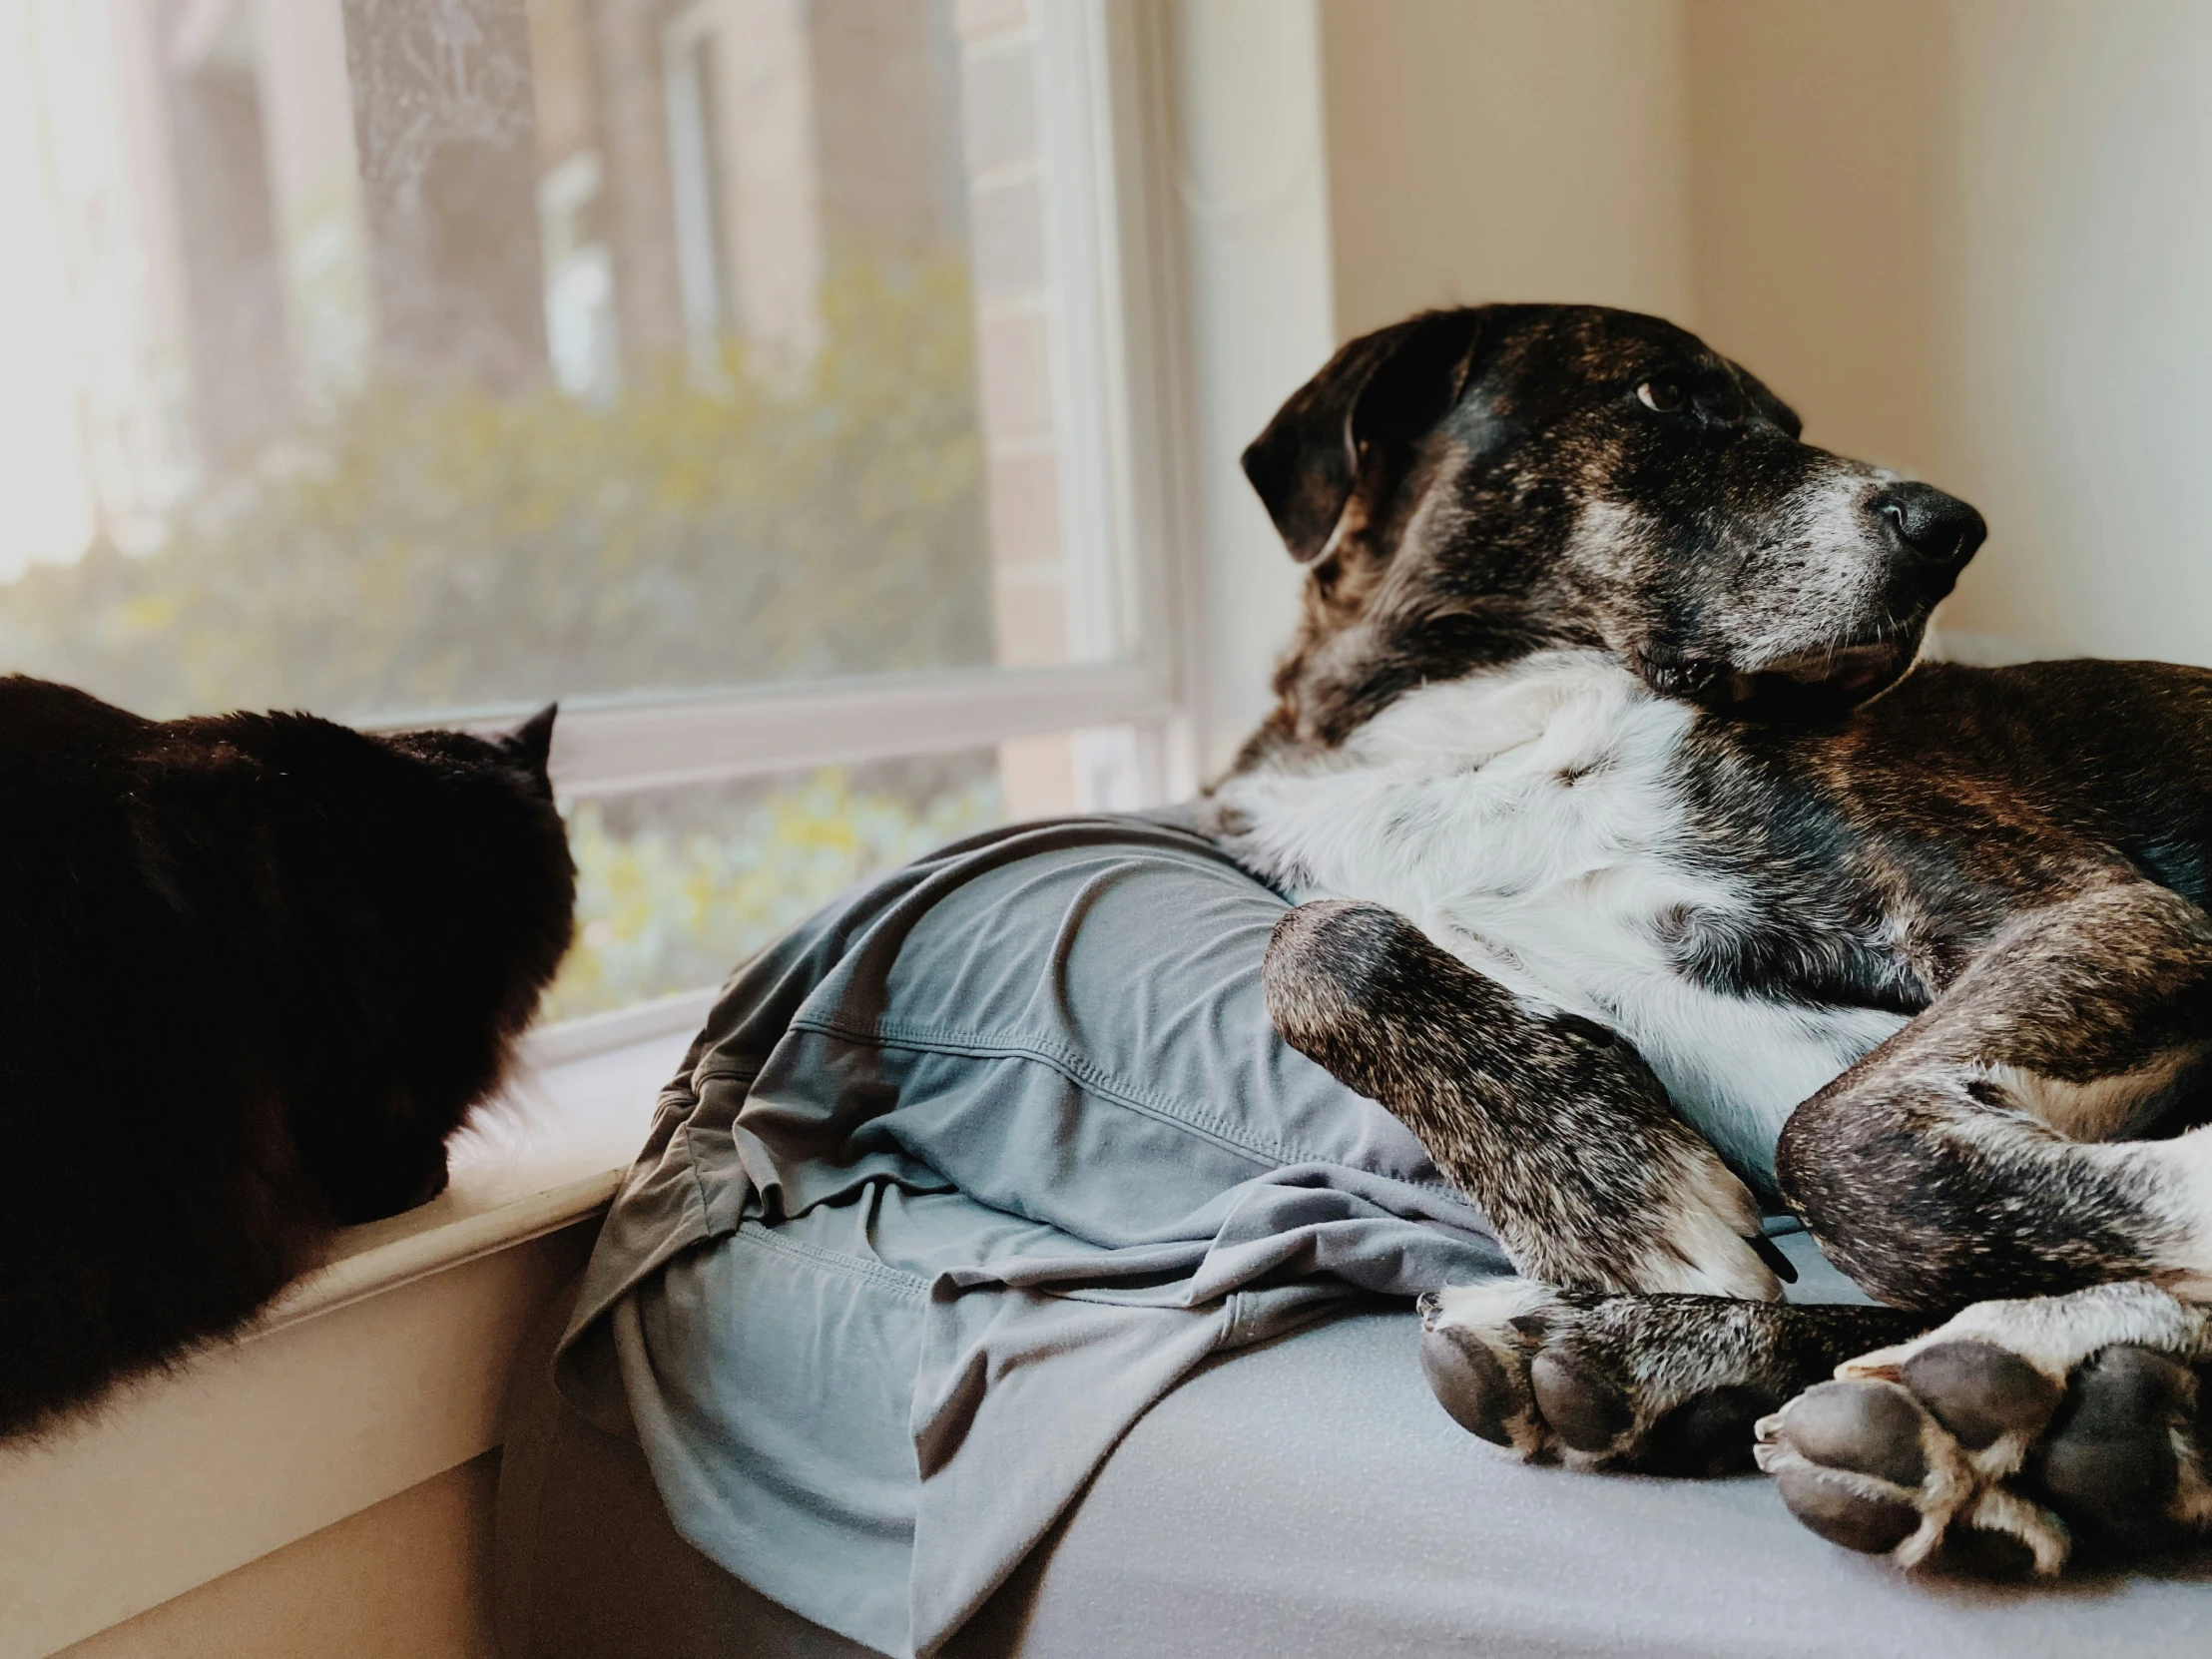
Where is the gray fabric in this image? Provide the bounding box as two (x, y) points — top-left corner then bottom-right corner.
(966, 1272), (2212, 1659)
(504, 1238), (2212, 1659)
(558, 815), (1513, 1659)
(545, 815), (2212, 1655)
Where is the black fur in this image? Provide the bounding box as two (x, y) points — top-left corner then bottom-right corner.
(0, 678), (574, 1438)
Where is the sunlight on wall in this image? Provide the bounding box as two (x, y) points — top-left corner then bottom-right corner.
(1318, 0), (2212, 670)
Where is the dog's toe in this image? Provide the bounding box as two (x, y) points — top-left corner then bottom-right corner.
(1417, 1281), (1555, 1459)
(1528, 1348), (1634, 1452)
(1755, 1379), (1968, 1567)
(1765, 1379), (1931, 1487)
(1418, 1322), (1518, 1447)
(1898, 1341), (2062, 1450)
(1772, 1459), (1926, 1554)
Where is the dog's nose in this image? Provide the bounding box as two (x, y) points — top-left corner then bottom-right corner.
(1872, 483), (1986, 570)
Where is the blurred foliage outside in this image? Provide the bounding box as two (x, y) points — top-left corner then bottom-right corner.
(0, 255), (1009, 1017)
(0, 257), (992, 719)
(545, 765), (1001, 1021)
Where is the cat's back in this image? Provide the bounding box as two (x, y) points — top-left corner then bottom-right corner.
(0, 675), (155, 800)
(0, 681), (175, 1002)
(0, 678), (178, 909)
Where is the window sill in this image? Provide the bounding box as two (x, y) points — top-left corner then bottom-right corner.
(0, 1007), (697, 1659)
(261, 991), (710, 1333)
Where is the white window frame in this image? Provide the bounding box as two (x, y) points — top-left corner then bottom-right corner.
(355, 2), (1202, 1053)
(402, 2), (1192, 810)
(662, 1), (730, 351)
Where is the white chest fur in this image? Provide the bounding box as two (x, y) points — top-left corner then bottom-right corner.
(1216, 653), (1909, 1184)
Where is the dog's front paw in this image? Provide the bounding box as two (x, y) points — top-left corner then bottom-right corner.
(1415, 1279), (1886, 1475)
(1756, 1283), (2212, 1573)
(1588, 1138), (1785, 1303)
(1496, 1156), (1784, 1303)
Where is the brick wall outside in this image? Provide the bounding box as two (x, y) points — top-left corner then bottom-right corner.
(953, 0), (1083, 818)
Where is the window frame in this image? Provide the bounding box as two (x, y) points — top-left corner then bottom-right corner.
(344, 32), (1170, 745)
(18, 0), (1207, 1047)
(371, 0), (1206, 1046)
(475, 2), (1190, 797)
(436, 657), (1171, 801)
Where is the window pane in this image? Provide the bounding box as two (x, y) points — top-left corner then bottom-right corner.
(550, 748), (1001, 1020)
(0, 0), (1120, 722)
(550, 717), (1154, 1021)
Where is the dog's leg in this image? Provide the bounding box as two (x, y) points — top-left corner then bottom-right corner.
(1763, 879), (2212, 1570)
(1777, 880), (2212, 1311)
(1265, 899), (1781, 1300)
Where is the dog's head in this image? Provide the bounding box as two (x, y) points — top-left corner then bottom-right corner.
(1242, 304), (1984, 747)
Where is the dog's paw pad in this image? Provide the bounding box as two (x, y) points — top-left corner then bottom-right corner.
(1756, 1379), (1965, 1564)
(1766, 1379), (1931, 1488)
(1418, 1323), (1518, 1447)
(1417, 1282), (1556, 1459)
(1528, 1348), (1633, 1452)
(2031, 1346), (2195, 1551)
(1898, 1341), (2062, 1450)
(1772, 1459), (1926, 1555)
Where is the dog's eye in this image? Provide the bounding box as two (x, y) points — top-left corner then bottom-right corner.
(1637, 377), (1687, 414)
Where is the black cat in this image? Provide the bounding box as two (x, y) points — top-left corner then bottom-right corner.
(0, 677), (576, 1438)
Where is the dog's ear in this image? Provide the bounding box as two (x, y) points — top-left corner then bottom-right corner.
(1242, 308), (1491, 564)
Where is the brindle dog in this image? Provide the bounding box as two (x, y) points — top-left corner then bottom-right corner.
(1202, 304), (2212, 1574)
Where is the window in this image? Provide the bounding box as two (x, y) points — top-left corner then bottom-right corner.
(0, 0), (1179, 1029)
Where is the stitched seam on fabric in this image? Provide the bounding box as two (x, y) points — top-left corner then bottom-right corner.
(680, 1067), (757, 1230)
(788, 1013), (1469, 1202)
(683, 1026), (1466, 1205)
(1221, 1291), (1249, 1347)
(795, 1013), (1302, 1167)
(730, 1218), (932, 1299)
(693, 1062), (761, 1088)
(674, 1118), (716, 1232)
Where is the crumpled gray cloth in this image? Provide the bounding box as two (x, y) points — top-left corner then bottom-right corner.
(558, 814), (1510, 1658)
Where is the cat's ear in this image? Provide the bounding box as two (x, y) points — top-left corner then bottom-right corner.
(503, 704), (558, 794)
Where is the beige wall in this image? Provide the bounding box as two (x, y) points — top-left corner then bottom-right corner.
(1321, 0), (1692, 337)
(1684, 0), (1952, 478)
(1690, 0), (2212, 667)
(1316, 0), (2212, 668)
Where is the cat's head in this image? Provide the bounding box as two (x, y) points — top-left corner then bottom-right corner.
(290, 705), (577, 1223)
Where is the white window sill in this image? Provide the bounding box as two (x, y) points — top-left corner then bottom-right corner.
(0, 999), (704, 1659)
(261, 990), (712, 1332)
